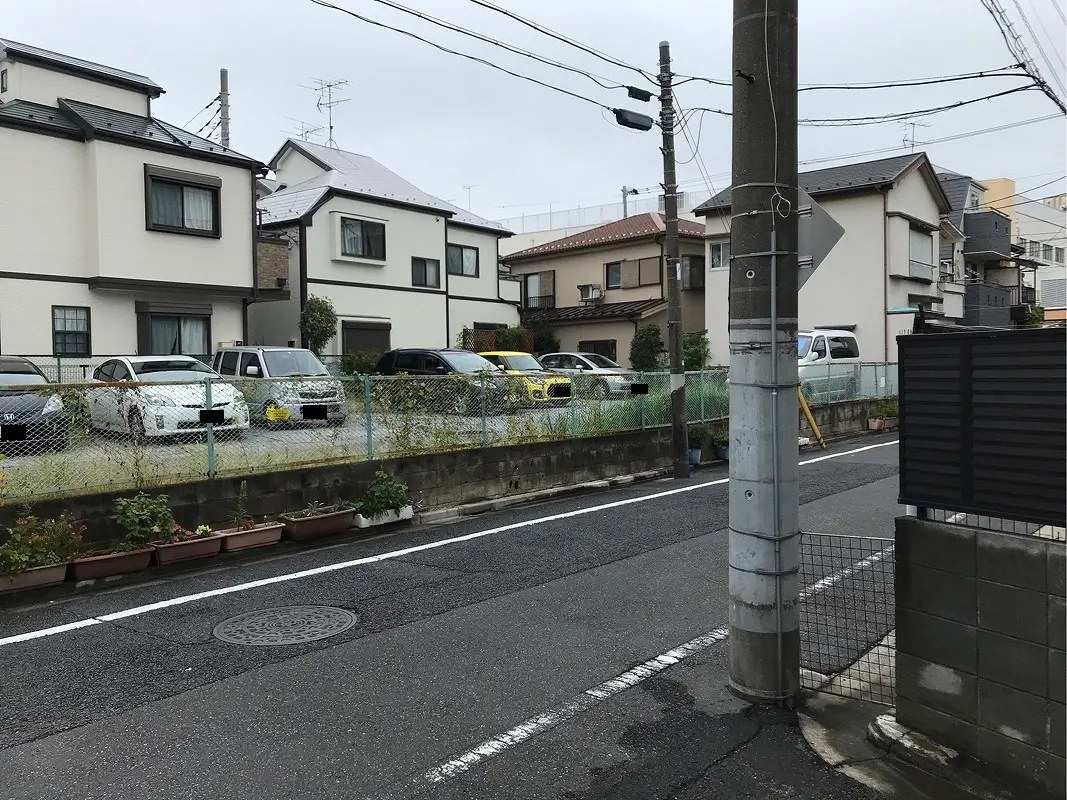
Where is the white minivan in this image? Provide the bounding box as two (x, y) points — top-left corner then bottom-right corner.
(797, 329), (861, 401)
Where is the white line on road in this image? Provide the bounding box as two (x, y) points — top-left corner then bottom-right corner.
(402, 526), (898, 791)
(0, 438), (899, 649)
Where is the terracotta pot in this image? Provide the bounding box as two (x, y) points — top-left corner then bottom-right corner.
(217, 522), (285, 552)
(70, 548), (153, 581)
(354, 505), (414, 529)
(868, 417), (898, 431)
(0, 563), (69, 593)
(152, 535), (222, 566)
(280, 508), (356, 541)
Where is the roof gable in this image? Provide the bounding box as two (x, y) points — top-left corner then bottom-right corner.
(504, 212), (706, 261)
(0, 38), (163, 96)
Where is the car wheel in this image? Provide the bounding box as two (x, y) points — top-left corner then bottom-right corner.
(128, 409), (147, 443)
(590, 380), (609, 400)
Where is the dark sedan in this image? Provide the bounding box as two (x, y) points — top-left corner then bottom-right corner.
(0, 357), (69, 453)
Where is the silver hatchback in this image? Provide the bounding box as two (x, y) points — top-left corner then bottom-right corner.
(538, 352), (637, 399)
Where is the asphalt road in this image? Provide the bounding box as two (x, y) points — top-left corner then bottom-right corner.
(0, 434), (900, 799)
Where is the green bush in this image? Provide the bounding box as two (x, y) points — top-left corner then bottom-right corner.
(340, 350), (381, 375)
(630, 324), (665, 371)
(360, 471), (410, 518)
(683, 332), (710, 371)
(113, 493), (175, 551)
(531, 326), (560, 355)
(870, 399), (898, 419)
(494, 325), (530, 352)
(0, 513), (84, 573)
(299, 296), (338, 354)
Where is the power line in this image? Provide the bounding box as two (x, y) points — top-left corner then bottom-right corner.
(1011, 0), (1067, 95)
(194, 107), (221, 137)
(1050, 0), (1067, 24)
(182, 95), (220, 129)
(465, 0), (658, 86)
(307, 0), (617, 112)
(984, 174), (1067, 205)
(798, 84), (1040, 126)
(796, 65), (1029, 91)
(980, 0), (1067, 112)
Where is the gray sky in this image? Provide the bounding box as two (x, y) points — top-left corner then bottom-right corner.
(7, 0), (1066, 220)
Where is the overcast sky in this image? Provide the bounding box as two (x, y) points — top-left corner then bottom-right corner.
(7, 0), (1066, 221)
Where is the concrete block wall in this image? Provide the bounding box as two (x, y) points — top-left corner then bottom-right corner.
(895, 516), (1066, 796)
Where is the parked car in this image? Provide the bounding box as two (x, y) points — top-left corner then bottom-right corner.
(478, 351), (572, 404)
(88, 356), (249, 440)
(374, 348), (522, 415)
(212, 346), (348, 427)
(0, 356), (69, 452)
(797, 329), (861, 401)
(538, 352), (638, 399)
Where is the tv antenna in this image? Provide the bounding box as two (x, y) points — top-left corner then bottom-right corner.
(284, 117), (324, 142)
(301, 78), (349, 148)
(901, 119), (931, 153)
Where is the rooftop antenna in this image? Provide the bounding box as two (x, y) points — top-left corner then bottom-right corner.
(901, 119), (931, 153)
(301, 78), (350, 148)
(284, 116), (324, 142)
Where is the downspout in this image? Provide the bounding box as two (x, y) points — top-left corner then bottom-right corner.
(248, 170), (261, 344)
(882, 189), (890, 362)
(444, 218), (451, 347)
(298, 219), (309, 349)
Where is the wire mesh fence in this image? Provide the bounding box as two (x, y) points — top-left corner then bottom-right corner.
(799, 532), (896, 705)
(1, 362), (898, 504)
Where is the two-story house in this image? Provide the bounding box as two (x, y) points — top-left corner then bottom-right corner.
(501, 212), (707, 366)
(250, 139), (520, 355)
(0, 38), (280, 361)
(696, 153), (953, 364)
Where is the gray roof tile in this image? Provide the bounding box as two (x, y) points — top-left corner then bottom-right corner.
(0, 38), (163, 95)
(0, 99), (80, 133)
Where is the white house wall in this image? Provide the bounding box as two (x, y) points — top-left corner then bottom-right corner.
(272, 147), (331, 188)
(0, 60), (150, 116)
(445, 225), (501, 301)
(447, 298), (519, 346)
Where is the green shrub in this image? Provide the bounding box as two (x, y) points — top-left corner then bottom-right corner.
(630, 324), (665, 371)
(494, 325), (530, 352)
(113, 493), (175, 551)
(360, 471), (410, 518)
(0, 513), (84, 573)
(340, 350), (381, 375)
(299, 296), (338, 354)
(870, 399), (899, 419)
(683, 332), (710, 371)
(531, 326), (560, 355)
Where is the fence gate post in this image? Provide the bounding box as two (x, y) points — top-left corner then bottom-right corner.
(204, 376), (216, 478)
(363, 374), (373, 459)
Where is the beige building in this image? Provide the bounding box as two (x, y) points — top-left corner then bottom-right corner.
(502, 213), (706, 366)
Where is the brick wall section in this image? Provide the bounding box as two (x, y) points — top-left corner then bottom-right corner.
(257, 236), (289, 289)
(895, 516), (1066, 796)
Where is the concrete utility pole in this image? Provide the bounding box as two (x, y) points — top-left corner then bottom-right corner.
(622, 186), (639, 218)
(728, 0), (800, 702)
(658, 41), (689, 480)
(219, 68), (230, 149)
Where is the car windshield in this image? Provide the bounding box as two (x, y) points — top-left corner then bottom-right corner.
(0, 372), (47, 387)
(263, 350), (330, 377)
(443, 351), (500, 374)
(132, 360), (216, 382)
(583, 354), (621, 369)
(798, 335), (812, 358)
(502, 355), (543, 371)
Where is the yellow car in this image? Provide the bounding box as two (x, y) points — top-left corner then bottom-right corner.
(478, 351), (572, 405)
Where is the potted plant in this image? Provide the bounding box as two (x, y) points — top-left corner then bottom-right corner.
(215, 481), (285, 552)
(687, 424), (708, 467)
(355, 471), (414, 529)
(0, 512), (83, 592)
(70, 492), (168, 580)
(152, 523), (220, 566)
(712, 430), (730, 462)
(280, 500), (357, 541)
(867, 399), (899, 431)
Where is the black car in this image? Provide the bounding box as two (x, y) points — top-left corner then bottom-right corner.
(373, 349), (521, 414)
(0, 357), (69, 452)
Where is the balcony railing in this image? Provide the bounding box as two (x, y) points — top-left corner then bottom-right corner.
(522, 295), (555, 310)
(908, 260), (935, 282)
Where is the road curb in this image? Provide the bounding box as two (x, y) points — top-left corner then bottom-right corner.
(867, 713), (963, 777)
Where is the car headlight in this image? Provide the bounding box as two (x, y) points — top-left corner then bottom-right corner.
(143, 392), (176, 407)
(232, 391), (247, 406)
(526, 379), (544, 387)
(41, 393), (64, 415)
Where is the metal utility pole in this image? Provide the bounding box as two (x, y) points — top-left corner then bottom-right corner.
(622, 186), (639, 218)
(728, 0), (800, 703)
(658, 41), (689, 480)
(219, 68), (230, 148)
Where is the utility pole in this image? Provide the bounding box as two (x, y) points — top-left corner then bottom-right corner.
(658, 41), (689, 480)
(728, 0), (800, 703)
(219, 68), (230, 148)
(622, 186), (639, 218)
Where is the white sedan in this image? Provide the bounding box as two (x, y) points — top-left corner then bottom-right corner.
(88, 356), (249, 440)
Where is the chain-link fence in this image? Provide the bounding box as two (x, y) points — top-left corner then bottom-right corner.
(1, 363), (897, 503)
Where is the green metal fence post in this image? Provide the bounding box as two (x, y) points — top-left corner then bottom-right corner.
(363, 374), (373, 459)
(569, 373), (578, 437)
(204, 376), (216, 478)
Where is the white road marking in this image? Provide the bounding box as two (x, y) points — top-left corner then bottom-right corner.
(408, 524), (899, 790)
(0, 438), (898, 649)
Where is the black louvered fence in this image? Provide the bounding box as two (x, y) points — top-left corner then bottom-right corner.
(898, 327), (1066, 532)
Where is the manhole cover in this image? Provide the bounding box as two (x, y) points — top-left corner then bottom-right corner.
(213, 606), (358, 646)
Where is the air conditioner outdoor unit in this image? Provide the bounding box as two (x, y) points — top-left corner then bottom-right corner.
(578, 284), (603, 305)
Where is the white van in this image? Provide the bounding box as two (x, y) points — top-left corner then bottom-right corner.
(797, 329), (861, 401)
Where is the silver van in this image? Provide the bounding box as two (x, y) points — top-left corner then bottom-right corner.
(797, 329), (861, 401)
(212, 346), (348, 426)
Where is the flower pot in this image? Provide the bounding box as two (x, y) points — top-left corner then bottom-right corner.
(217, 522), (285, 552)
(152, 535), (223, 566)
(687, 448), (702, 467)
(280, 508), (356, 541)
(70, 548), (153, 581)
(868, 416), (898, 431)
(354, 505), (414, 529)
(0, 563), (69, 593)
(714, 444), (730, 461)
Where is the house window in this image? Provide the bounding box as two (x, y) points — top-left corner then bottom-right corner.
(578, 339), (617, 362)
(149, 315), (209, 356)
(411, 257), (441, 288)
(1018, 237), (1028, 251)
(522, 271), (554, 309)
(1056, 247), (1065, 264)
(967, 190), (981, 208)
(0, 69), (7, 94)
(682, 255), (706, 289)
(446, 244), (479, 277)
(52, 306), (91, 356)
(1028, 240), (1041, 257)
(710, 241), (730, 269)
(605, 262), (622, 289)
(341, 218), (386, 260)
(1042, 244), (1054, 262)
(145, 165), (221, 237)
(909, 228), (933, 265)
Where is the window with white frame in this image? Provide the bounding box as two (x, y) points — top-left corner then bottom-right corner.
(446, 244), (479, 277)
(709, 241), (730, 269)
(411, 257), (440, 288)
(909, 228), (933, 265)
(1056, 247), (1065, 264)
(145, 165), (220, 236)
(341, 218), (386, 260)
